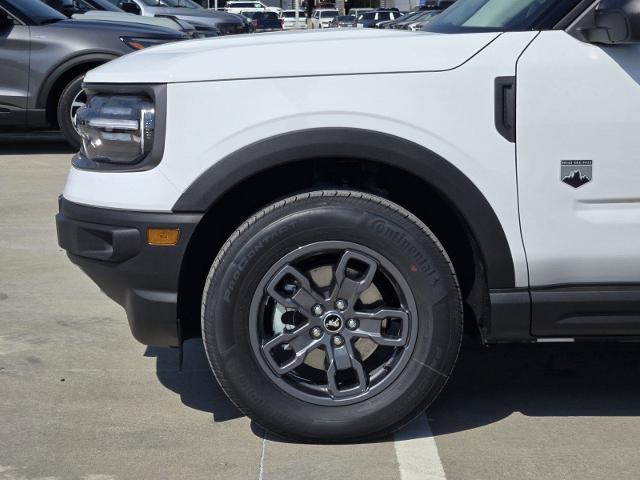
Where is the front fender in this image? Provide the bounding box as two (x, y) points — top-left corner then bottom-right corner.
(172, 127), (516, 290)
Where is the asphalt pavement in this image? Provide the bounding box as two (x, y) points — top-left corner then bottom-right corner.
(1, 133), (640, 480)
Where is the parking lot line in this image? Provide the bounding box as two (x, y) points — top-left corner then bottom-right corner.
(394, 415), (446, 480)
(258, 429), (267, 480)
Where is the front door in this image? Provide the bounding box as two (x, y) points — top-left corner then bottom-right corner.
(516, 30), (640, 335)
(0, 10), (29, 127)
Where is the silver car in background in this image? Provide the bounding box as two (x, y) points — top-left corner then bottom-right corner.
(113, 0), (252, 35)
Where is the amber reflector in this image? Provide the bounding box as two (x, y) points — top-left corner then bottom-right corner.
(147, 228), (181, 246)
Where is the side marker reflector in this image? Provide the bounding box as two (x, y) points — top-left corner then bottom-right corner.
(147, 228), (181, 246)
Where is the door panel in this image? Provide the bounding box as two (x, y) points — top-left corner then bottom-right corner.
(517, 31), (640, 286)
(516, 31), (640, 335)
(0, 21), (29, 126)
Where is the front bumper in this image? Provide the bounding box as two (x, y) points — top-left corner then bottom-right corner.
(56, 197), (202, 347)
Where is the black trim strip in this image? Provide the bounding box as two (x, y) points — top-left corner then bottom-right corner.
(532, 284), (640, 337)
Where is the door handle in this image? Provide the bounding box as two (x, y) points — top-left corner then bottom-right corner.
(495, 76), (516, 143)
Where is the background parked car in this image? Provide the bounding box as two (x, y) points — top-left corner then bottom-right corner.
(241, 10), (281, 31)
(378, 10), (420, 29)
(0, 0), (186, 147)
(224, 0), (280, 14)
(327, 14), (354, 28)
(279, 9), (306, 29)
(310, 8), (337, 28)
(356, 9), (403, 28)
(393, 10), (441, 31)
(405, 9), (441, 30)
(111, 0), (252, 35)
(43, 0), (203, 37)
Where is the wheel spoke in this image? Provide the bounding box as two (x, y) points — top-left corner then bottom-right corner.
(351, 308), (409, 347)
(262, 326), (320, 375)
(266, 265), (324, 313)
(331, 250), (378, 307)
(326, 340), (368, 398)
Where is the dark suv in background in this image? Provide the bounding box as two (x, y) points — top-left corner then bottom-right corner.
(0, 0), (186, 147)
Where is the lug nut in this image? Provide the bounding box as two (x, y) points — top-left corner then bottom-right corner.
(310, 327), (323, 339)
(284, 323), (295, 331)
(333, 335), (345, 347)
(335, 299), (347, 311)
(312, 304), (324, 316)
(346, 318), (358, 330)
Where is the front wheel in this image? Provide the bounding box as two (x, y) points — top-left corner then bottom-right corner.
(57, 74), (87, 150)
(202, 190), (463, 442)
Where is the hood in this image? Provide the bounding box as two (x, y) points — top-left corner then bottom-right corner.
(71, 11), (183, 31)
(145, 8), (244, 27)
(85, 29), (501, 84)
(53, 18), (184, 36)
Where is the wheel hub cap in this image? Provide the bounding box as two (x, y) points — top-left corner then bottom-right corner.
(323, 313), (344, 333)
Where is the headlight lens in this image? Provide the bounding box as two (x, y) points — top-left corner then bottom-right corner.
(75, 94), (155, 165)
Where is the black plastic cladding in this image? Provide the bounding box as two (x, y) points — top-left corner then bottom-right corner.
(71, 83), (167, 172)
(172, 128), (517, 289)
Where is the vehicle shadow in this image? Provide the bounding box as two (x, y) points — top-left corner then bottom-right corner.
(145, 339), (243, 423)
(428, 339), (640, 438)
(0, 131), (75, 155)
(148, 337), (640, 441)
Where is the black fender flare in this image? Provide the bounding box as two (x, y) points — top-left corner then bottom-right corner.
(36, 52), (119, 110)
(172, 128), (516, 289)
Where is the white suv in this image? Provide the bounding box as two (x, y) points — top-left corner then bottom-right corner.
(279, 9), (307, 29)
(224, 0), (280, 14)
(310, 8), (339, 28)
(57, 0), (640, 442)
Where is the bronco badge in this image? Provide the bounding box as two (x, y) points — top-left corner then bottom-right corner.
(561, 160), (592, 188)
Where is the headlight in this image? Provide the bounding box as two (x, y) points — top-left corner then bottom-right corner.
(121, 36), (178, 50)
(75, 94), (155, 165)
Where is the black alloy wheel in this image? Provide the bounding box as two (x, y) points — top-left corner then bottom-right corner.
(202, 190), (463, 442)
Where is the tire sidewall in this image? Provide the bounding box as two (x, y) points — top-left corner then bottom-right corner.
(57, 74), (85, 150)
(203, 194), (462, 440)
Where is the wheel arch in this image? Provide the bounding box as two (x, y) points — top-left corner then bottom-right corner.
(174, 128), (515, 340)
(37, 53), (118, 125)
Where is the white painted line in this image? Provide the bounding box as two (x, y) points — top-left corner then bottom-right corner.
(258, 429), (267, 480)
(393, 415), (447, 480)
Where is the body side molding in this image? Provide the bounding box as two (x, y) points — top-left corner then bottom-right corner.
(531, 284), (640, 336)
(172, 128), (517, 289)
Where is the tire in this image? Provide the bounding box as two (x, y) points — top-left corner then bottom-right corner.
(57, 74), (87, 150)
(202, 190), (463, 442)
